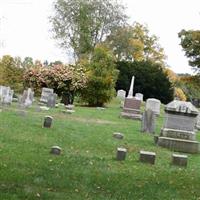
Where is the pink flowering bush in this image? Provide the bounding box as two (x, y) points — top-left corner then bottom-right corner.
(23, 64), (87, 100)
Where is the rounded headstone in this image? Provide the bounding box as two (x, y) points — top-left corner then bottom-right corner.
(43, 116), (53, 128)
(50, 146), (62, 155)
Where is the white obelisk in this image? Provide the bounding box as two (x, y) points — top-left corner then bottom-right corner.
(127, 76), (135, 98)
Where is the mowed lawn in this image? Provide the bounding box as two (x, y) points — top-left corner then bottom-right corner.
(0, 99), (200, 200)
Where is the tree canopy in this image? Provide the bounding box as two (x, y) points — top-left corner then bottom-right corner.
(179, 29), (200, 70)
(104, 22), (166, 64)
(50, 0), (127, 60)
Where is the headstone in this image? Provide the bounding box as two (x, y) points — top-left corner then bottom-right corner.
(117, 90), (126, 100)
(116, 147), (127, 161)
(195, 113), (200, 130)
(121, 97), (142, 120)
(65, 104), (74, 110)
(146, 98), (161, 116)
(40, 88), (54, 103)
(172, 154), (187, 167)
(50, 146), (62, 155)
(191, 98), (200, 108)
(141, 109), (156, 134)
(47, 93), (57, 108)
(127, 76), (135, 98)
(113, 132), (124, 139)
(40, 106), (50, 111)
(43, 116), (53, 128)
(139, 150), (156, 164)
(135, 93), (143, 101)
(3, 88), (13, 105)
(22, 88), (34, 107)
(157, 100), (200, 153)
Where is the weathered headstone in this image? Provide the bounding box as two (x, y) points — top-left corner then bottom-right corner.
(113, 132), (124, 139)
(47, 93), (57, 108)
(21, 88), (34, 107)
(116, 147), (127, 161)
(50, 146), (62, 155)
(40, 88), (54, 103)
(141, 109), (156, 134)
(43, 116), (53, 128)
(3, 88), (13, 105)
(121, 97), (142, 120)
(195, 113), (200, 130)
(139, 150), (156, 164)
(146, 98), (161, 116)
(157, 100), (200, 153)
(135, 93), (143, 101)
(172, 154), (187, 167)
(117, 90), (126, 100)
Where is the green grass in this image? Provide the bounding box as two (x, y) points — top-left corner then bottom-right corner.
(0, 99), (200, 200)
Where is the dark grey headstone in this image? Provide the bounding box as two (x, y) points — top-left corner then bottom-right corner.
(113, 132), (124, 139)
(141, 109), (156, 134)
(116, 147), (127, 161)
(50, 146), (61, 155)
(43, 116), (53, 128)
(172, 154), (187, 167)
(139, 150), (156, 164)
(47, 93), (57, 108)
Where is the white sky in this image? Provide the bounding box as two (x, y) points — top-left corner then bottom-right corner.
(0, 0), (199, 74)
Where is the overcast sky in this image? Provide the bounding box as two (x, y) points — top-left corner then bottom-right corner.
(0, 0), (199, 74)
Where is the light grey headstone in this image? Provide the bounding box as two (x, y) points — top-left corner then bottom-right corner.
(141, 109), (156, 134)
(146, 98), (161, 116)
(47, 93), (57, 108)
(40, 87), (54, 103)
(43, 116), (53, 128)
(117, 90), (126, 100)
(135, 93), (143, 101)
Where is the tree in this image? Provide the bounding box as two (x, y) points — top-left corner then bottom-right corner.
(178, 29), (200, 70)
(116, 61), (174, 104)
(50, 0), (127, 60)
(80, 45), (118, 106)
(105, 22), (166, 64)
(0, 55), (24, 92)
(22, 57), (33, 68)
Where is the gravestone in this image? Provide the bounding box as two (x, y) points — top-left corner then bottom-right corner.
(196, 113), (200, 130)
(47, 93), (57, 108)
(40, 88), (54, 103)
(117, 90), (126, 100)
(191, 98), (200, 108)
(135, 93), (143, 101)
(116, 147), (127, 161)
(113, 132), (124, 139)
(121, 97), (142, 120)
(3, 88), (13, 105)
(141, 109), (156, 134)
(172, 154), (187, 167)
(157, 100), (200, 153)
(43, 116), (53, 128)
(146, 98), (161, 116)
(139, 150), (156, 164)
(50, 146), (62, 155)
(22, 88), (34, 107)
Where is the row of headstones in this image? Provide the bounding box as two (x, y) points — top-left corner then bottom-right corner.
(117, 89), (144, 101)
(116, 148), (188, 167)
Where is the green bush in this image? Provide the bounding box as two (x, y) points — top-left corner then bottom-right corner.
(80, 46), (118, 106)
(116, 61), (174, 104)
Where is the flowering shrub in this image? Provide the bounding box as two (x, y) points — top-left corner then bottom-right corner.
(23, 64), (87, 99)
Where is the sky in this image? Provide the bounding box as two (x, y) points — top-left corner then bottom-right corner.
(0, 0), (199, 74)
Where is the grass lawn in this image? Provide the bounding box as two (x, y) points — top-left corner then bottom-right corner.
(0, 99), (200, 200)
